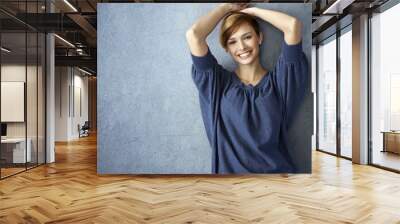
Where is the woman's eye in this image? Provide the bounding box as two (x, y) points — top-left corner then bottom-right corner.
(245, 36), (252, 39)
(228, 41), (236, 45)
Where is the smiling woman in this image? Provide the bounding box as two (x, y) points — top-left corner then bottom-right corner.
(186, 3), (309, 174)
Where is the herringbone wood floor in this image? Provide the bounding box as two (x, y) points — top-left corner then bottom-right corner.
(1, 133), (400, 224)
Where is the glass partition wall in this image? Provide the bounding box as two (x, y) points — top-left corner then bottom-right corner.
(0, 30), (27, 177)
(0, 1), (46, 179)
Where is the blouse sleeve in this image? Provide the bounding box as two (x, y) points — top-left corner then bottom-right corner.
(273, 41), (309, 125)
(190, 47), (228, 105)
(190, 47), (228, 142)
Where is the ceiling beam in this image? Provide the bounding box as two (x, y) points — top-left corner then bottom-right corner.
(67, 13), (97, 39)
(55, 55), (96, 70)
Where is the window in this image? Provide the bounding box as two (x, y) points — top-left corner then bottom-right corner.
(317, 37), (337, 154)
(371, 2), (400, 171)
(339, 29), (352, 158)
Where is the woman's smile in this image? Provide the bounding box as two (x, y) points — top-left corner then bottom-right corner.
(236, 48), (256, 63)
(237, 50), (252, 59)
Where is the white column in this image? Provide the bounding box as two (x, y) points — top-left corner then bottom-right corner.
(352, 14), (369, 164)
(46, 1), (55, 163)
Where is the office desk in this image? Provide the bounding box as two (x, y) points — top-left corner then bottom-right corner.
(1, 138), (32, 163)
(381, 131), (400, 154)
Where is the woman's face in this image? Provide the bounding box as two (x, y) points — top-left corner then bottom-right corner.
(226, 22), (262, 65)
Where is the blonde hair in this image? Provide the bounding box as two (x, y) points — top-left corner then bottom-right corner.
(219, 12), (261, 50)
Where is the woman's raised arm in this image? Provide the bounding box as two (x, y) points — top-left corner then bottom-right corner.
(240, 7), (302, 45)
(185, 3), (247, 57)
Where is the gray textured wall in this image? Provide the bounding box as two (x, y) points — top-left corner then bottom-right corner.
(98, 3), (312, 174)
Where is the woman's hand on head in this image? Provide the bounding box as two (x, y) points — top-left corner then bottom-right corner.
(220, 3), (249, 12)
(239, 7), (258, 16)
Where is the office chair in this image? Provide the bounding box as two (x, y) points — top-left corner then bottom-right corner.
(79, 121), (90, 138)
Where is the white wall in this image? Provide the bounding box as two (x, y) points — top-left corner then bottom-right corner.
(71, 71), (89, 138)
(55, 66), (69, 141)
(55, 67), (89, 141)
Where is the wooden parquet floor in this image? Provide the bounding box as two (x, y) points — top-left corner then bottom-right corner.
(1, 133), (400, 224)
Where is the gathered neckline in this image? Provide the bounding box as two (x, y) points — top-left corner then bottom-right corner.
(231, 71), (270, 90)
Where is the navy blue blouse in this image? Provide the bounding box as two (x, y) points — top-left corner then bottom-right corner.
(191, 41), (308, 174)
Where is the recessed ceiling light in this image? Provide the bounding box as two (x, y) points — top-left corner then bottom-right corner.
(63, 0), (78, 12)
(1, 47), (11, 53)
(78, 67), (92, 76)
(54, 34), (75, 48)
